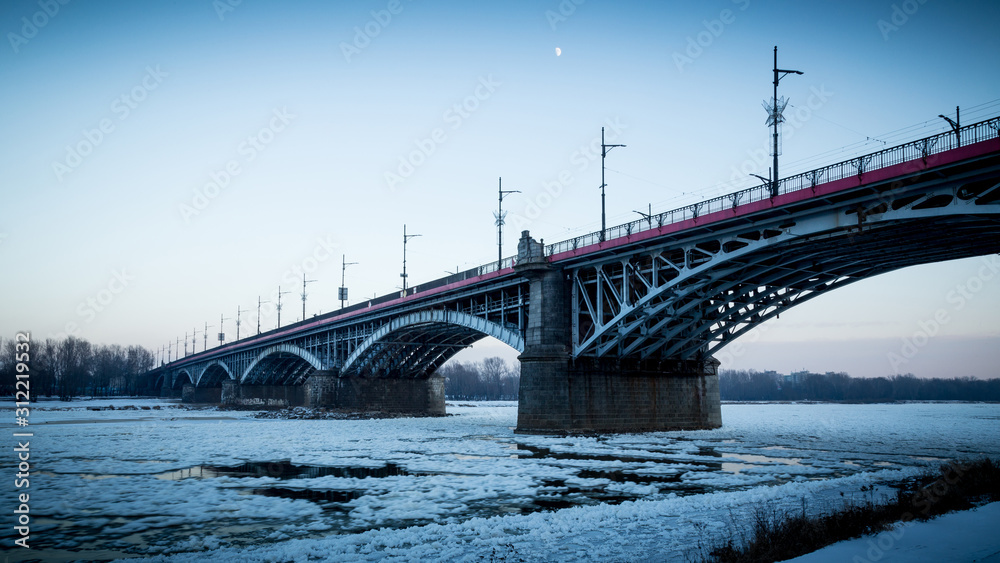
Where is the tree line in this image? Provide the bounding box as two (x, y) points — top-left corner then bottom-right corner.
(720, 369), (1000, 402)
(439, 357), (520, 400)
(0, 336), (156, 398)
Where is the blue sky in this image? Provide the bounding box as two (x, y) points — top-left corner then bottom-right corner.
(1, 0), (998, 378)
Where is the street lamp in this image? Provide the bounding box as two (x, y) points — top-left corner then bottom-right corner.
(218, 313), (230, 347)
(495, 177), (520, 269)
(257, 296), (269, 335)
(276, 286), (291, 328)
(599, 127), (626, 242)
(340, 254), (358, 310)
(633, 203), (654, 228)
(301, 273), (317, 322)
(938, 106), (960, 147)
(401, 224), (421, 293)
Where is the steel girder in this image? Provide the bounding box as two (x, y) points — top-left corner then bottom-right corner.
(342, 310), (524, 378)
(570, 176), (1000, 362)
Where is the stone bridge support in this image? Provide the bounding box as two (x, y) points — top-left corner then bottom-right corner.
(181, 384), (222, 404)
(514, 231), (722, 434)
(220, 380), (305, 408)
(306, 371), (445, 415)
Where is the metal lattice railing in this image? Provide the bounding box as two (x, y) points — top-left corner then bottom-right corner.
(540, 116), (1000, 257)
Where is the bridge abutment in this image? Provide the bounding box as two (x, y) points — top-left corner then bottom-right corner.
(181, 384), (222, 404)
(306, 371), (445, 415)
(220, 380), (305, 407)
(514, 230), (722, 434)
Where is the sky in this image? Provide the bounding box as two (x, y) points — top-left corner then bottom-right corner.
(1, 0), (998, 379)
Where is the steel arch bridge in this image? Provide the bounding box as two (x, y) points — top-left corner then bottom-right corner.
(148, 116), (1000, 433)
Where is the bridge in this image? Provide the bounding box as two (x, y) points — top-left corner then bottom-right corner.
(148, 116), (1000, 433)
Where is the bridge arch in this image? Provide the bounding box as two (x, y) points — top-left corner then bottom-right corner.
(196, 360), (235, 387)
(241, 344), (324, 385)
(342, 309), (524, 378)
(172, 370), (193, 390)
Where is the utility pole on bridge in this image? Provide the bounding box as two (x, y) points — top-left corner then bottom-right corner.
(218, 313), (230, 347)
(401, 224), (421, 293)
(192, 327), (200, 354)
(495, 177), (520, 270)
(600, 127), (626, 242)
(276, 286), (291, 328)
(257, 296), (269, 335)
(204, 321), (213, 351)
(340, 254), (358, 310)
(765, 45), (803, 198)
(183, 332), (188, 357)
(301, 273), (317, 322)
(236, 305), (249, 341)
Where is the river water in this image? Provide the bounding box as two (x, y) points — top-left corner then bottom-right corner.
(2, 400), (997, 561)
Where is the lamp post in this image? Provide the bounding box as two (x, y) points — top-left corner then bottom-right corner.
(301, 273), (317, 322)
(599, 127), (626, 242)
(257, 296), (269, 335)
(633, 203), (654, 228)
(340, 255), (358, 310)
(276, 286), (291, 328)
(401, 224), (421, 292)
(938, 106), (961, 147)
(204, 321), (213, 351)
(495, 177), (520, 269)
(218, 313), (230, 347)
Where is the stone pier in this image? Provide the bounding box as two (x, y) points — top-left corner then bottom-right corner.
(306, 371), (445, 415)
(220, 380), (305, 407)
(514, 231), (722, 434)
(181, 384), (222, 404)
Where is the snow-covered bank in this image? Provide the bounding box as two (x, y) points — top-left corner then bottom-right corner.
(786, 501), (1000, 563)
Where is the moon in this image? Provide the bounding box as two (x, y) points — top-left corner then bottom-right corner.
(555, 47), (561, 56)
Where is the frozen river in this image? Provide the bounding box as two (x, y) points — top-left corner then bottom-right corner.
(2, 400), (998, 561)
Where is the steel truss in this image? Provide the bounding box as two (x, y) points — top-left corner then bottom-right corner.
(568, 169), (1000, 361)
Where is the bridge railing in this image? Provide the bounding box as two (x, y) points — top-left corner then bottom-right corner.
(541, 116), (1000, 257)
